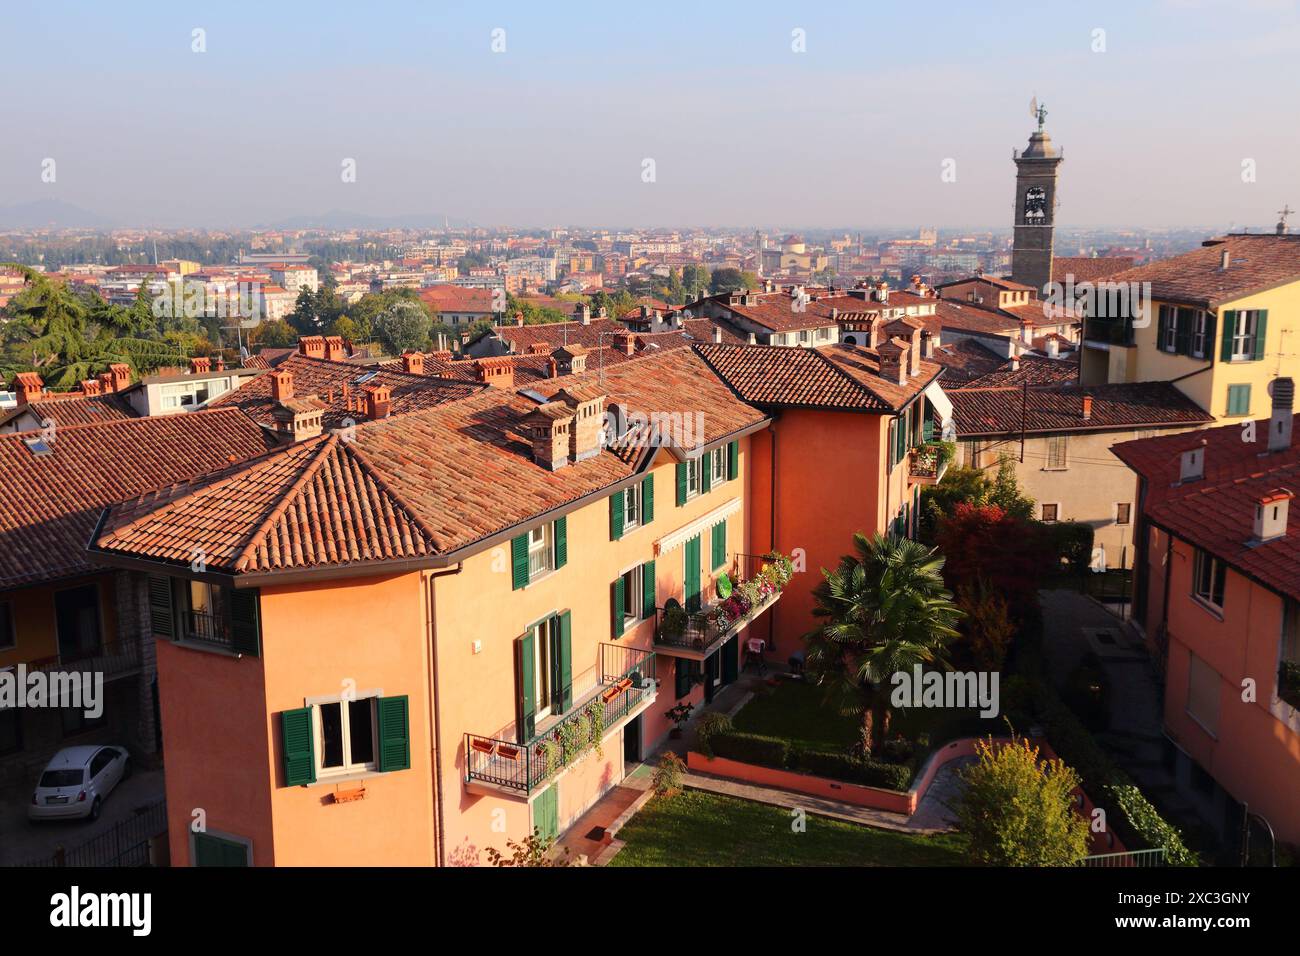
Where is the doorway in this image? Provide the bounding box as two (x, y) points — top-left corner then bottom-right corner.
(624, 714), (642, 764)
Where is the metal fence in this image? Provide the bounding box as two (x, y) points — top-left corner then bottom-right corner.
(1080, 848), (1166, 868)
(18, 799), (167, 867)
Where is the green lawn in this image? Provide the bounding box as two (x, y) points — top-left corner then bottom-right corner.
(609, 790), (969, 867)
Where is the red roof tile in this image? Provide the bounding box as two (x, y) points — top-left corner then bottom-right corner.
(950, 382), (1213, 437)
(1105, 234), (1300, 308)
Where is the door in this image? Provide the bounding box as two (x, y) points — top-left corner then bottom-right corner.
(684, 535), (702, 613)
(704, 652), (720, 704)
(721, 636), (739, 686)
(624, 714), (642, 764)
(534, 784), (559, 844)
(55, 584), (102, 659)
(88, 749), (113, 796)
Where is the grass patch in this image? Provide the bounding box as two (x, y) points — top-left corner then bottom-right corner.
(731, 678), (859, 752)
(609, 789), (969, 867)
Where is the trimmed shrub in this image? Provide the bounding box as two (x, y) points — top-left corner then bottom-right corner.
(796, 750), (913, 790)
(695, 711), (734, 759)
(1048, 521), (1095, 575)
(708, 731), (789, 769)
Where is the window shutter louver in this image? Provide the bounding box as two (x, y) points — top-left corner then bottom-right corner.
(1203, 313), (1216, 360)
(511, 534), (529, 590)
(1221, 311), (1237, 362)
(642, 474), (654, 524)
(229, 588), (261, 657)
(701, 456), (712, 494)
(712, 520), (726, 570)
(147, 575), (176, 640)
(676, 462), (687, 505)
(556, 611), (573, 712)
(610, 491), (624, 540)
(554, 517), (567, 569)
(281, 707), (316, 786)
(674, 659), (690, 699)
(727, 440), (738, 480)
(1254, 310), (1268, 361)
(1175, 309), (1192, 356)
(642, 559), (656, 619)
(376, 695), (411, 772)
(612, 577), (626, 638)
(516, 631), (536, 741)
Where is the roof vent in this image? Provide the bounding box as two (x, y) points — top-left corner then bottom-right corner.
(1268, 377), (1294, 452)
(1253, 488), (1293, 543)
(1179, 442), (1206, 483)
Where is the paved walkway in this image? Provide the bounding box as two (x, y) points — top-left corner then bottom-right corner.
(909, 755), (975, 830)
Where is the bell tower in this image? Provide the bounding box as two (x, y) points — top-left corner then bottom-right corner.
(1011, 104), (1064, 296)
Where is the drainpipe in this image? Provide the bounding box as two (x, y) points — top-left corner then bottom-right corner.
(768, 422), (778, 650)
(424, 564), (463, 867)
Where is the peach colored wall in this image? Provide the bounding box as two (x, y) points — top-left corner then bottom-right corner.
(1158, 536), (1300, 843)
(0, 572), (117, 670)
(430, 438), (751, 862)
(687, 751), (914, 813)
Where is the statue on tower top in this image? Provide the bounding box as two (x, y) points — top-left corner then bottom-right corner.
(1030, 96), (1047, 131)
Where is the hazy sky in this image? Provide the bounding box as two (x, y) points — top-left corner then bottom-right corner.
(2, 0), (1298, 230)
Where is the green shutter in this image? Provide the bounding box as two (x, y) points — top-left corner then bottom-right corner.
(1175, 309), (1192, 356)
(642, 559), (656, 619)
(727, 440), (739, 481)
(1157, 307), (1171, 351)
(194, 833), (247, 867)
(147, 575), (176, 640)
(676, 462), (688, 506)
(534, 785), (559, 843)
(1228, 384), (1251, 416)
(376, 695), (411, 772)
(554, 517), (567, 570)
(684, 535), (702, 612)
(612, 577), (626, 638)
(281, 707), (316, 786)
(556, 611), (572, 712)
(641, 474), (654, 524)
(229, 588), (260, 657)
(700, 454), (712, 494)
(609, 491), (624, 541)
(516, 631), (536, 741)
(1220, 310), (1236, 362)
(1203, 313), (1216, 360)
(712, 520), (726, 570)
(511, 534), (529, 590)
(1253, 310), (1268, 361)
(674, 659), (691, 699)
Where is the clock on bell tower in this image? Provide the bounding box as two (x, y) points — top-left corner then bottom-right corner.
(1011, 104), (1064, 296)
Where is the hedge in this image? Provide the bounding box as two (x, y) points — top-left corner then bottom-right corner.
(705, 731), (914, 791)
(707, 731), (790, 769)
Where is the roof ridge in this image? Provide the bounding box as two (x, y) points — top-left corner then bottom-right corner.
(233, 435), (342, 572)
(342, 440), (450, 553)
(0, 405), (244, 440)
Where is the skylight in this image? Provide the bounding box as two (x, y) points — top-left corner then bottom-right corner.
(23, 436), (52, 456)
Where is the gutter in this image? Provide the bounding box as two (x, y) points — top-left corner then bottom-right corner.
(424, 564), (463, 868)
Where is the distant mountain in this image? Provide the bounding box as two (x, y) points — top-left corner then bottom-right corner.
(0, 198), (115, 229)
(268, 209), (474, 230)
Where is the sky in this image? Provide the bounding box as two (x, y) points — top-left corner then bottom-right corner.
(1, 0), (1298, 231)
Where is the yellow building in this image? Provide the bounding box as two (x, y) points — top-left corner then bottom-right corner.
(1080, 232), (1300, 421)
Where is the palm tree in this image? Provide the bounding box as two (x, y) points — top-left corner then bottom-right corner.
(804, 533), (963, 757)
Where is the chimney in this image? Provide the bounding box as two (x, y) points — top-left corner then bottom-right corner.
(1179, 441), (1206, 483)
(554, 386), (607, 464)
(908, 328), (921, 376)
(14, 371), (43, 406)
(214, 355), (225, 372)
(81, 379), (102, 397)
(1046, 337), (1060, 358)
(1220, 248), (1231, 271)
(514, 311), (525, 327)
(747, 333), (756, 345)
(109, 363), (131, 393)
(271, 369), (294, 402)
(98, 371), (115, 393)
(271, 396), (324, 443)
(1010, 356), (1021, 371)
(522, 402), (575, 470)
(401, 350), (425, 375)
(576, 303), (592, 326)
(1253, 488), (1293, 542)
(551, 346), (587, 376)
(1268, 377), (1294, 452)
(878, 338), (908, 386)
(1020, 319), (1034, 345)
(712, 326), (722, 344)
(1081, 394), (1093, 420)
(324, 336), (347, 361)
(298, 335), (325, 359)
(611, 332), (635, 356)
(474, 356), (515, 389)
(922, 331), (936, 359)
(429, 350), (453, 362)
(547, 357), (560, 378)
(365, 383), (392, 420)
(190, 356), (211, 375)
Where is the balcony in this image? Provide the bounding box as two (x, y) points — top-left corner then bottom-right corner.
(1083, 316), (1135, 348)
(908, 443), (949, 485)
(464, 644), (657, 797)
(22, 639), (142, 683)
(653, 552), (791, 661)
(178, 609), (233, 652)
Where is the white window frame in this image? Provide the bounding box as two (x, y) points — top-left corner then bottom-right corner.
(623, 483), (641, 531)
(685, 458), (702, 499)
(1231, 311), (1258, 361)
(306, 690), (381, 778)
(1192, 549), (1226, 612)
(709, 446), (727, 486)
(1159, 305), (1178, 352)
(619, 563), (643, 628)
(527, 524), (554, 581)
(531, 616), (557, 721)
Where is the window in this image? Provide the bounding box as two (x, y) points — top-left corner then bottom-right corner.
(1191, 310), (1210, 358)
(798, 330), (810, 345)
(193, 832), (251, 867)
(623, 482), (641, 531)
(1231, 311), (1258, 360)
(708, 446), (727, 487)
(183, 581), (230, 645)
(528, 524), (553, 580)
(1041, 503), (1059, 523)
(0, 601), (13, 651)
(685, 457), (702, 499)
(1186, 652), (1221, 737)
(1045, 436), (1068, 470)
(315, 694), (378, 775)
(1193, 549), (1227, 611)
(1115, 503), (1132, 525)
(530, 616), (558, 721)
(618, 565), (642, 629)
(1226, 383), (1251, 417)
(1159, 305), (1178, 352)
(54, 585), (101, 660)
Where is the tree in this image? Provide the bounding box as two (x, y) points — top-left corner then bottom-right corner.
(803, 533), (963, 756)
(957, 736), (1091, 867)
(989, 453), (1035, 519)
(682, 264), (710, 300)
(955, 583), (1017, 671)
(372, 300), (431, 355)
(483, 828), (572, 867)
(935, 504), (1052, 615)
(918, 455), (1034, 543)
(252, 319), (298, 349)
(709, 268), (747, 295)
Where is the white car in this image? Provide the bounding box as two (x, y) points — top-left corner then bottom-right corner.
(29, 745), (131, 821)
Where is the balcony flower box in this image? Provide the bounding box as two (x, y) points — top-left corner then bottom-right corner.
(332, 786), (366, 804)
(470, 738), (496, 756)
(496, 743), (521, 762)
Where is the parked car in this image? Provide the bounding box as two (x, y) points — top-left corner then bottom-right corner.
(29, 746), (131, 821)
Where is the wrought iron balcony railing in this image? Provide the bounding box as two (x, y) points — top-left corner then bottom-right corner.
(908, 443), (948, 484)
(22, 639), (142, 681)
(653, 552), (789, 657)
(464, 643), (656, 795)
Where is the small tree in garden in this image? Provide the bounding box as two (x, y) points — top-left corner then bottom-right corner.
(653, 751), (686, 797)
(804, 533), (963, 756)
(936, 504), (1051, 614)
(955, 583), (1017, 671)
(485, 828), (572, 867)
(957, 736), (1090, 867)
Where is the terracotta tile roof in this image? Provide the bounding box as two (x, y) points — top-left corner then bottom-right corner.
(91, 348), (769, 575)
(1113, 413), (1300, 600)
(949, 382), (1214, 437)
(696, 343), (937, 412)
(1105, 234), (1300, 308)
(964, 355), (1079, 388)
(930, 338), (1009, 385)
(418, 284), (497, 313)
(930, 298), (1022, 336)
(493, 317), (624, 352)
(0, 409), (276, 590)
(1052, 256), (1135, 284)
(0, 392), (138, 429)
(935, 274), (1034, 293)
(703, 291), (838, 333)
(208, 354), (482, 430)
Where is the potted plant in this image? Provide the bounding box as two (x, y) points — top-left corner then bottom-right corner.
(661, 601), (688, 642)
(665, 702), (694, 739)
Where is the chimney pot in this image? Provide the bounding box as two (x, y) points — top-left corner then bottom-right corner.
(1082, 394), (1093, 420)
(190, 356), (211, 375)
(364, 383), (392, 420)
(14, 371), (44, 406)
(1268, 377), (1295, 452)
(81, 379), (101, 396)
(401, 350), (425, 375)
(323, 336), (346, 362)
(474, 356), (515, 389)
(1254, 488), (1293, 542)
(1221, 249), (1231, 270)
(271, 369), (294, 402)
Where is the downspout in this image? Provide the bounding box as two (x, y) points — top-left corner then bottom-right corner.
(424, 564), (463, 868)
(768, 422), (777, 650)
